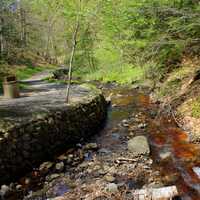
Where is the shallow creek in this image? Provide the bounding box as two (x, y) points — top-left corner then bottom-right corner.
(3, 84), (200, 200)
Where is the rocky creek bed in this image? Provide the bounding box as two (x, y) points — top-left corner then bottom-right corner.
(0, 83), (199, 200)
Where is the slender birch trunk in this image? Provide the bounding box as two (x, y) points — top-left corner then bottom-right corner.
(66, 0), (81, 103)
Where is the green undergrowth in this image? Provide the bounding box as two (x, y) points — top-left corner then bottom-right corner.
(191, 97), (200, 118)
(156, 65), (196, 98)
(74, 64), (144, 85)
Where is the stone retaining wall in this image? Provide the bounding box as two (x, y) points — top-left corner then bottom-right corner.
(0, 85), (107, 184)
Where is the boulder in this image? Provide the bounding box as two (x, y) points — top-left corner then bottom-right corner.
(128, 136), (150, 156)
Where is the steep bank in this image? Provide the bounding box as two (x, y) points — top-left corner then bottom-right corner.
(152, 56), (200, 143)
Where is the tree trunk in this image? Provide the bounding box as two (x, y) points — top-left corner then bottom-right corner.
(66, 18), (80, 103)
(66, 0), (82, 103)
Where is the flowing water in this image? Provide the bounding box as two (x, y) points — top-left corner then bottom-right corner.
(101, 85), (200, 199)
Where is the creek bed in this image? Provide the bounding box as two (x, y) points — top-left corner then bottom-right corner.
(1, 83), (199, 200)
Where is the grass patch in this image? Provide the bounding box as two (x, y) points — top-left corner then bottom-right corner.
(15, 66), (44, 80)
(0, 64), (57, 94)
(14, 64), (56, 80)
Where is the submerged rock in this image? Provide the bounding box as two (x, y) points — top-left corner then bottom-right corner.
(128, 136), (150, 156)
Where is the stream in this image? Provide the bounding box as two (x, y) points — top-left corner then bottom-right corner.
(1, 84), (200, 200)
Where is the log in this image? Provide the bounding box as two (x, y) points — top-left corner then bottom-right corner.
(133, 186), (178, 200)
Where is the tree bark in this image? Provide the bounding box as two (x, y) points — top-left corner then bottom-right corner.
(66, 19), (80, 103)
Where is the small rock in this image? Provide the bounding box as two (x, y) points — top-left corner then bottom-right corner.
(159, 151), (171, 160)
(129, 132), (135, 137)
(106, 183), (118, 193)
(106, 94), (112, 104)
(128, 136), (150, 156)
(98, 148), (111, 155)
(193, 167), (200, 179)
(25, 178), (31, 185)
(0, 185), (10, 197)
(79, 162), (88, 169)
(84, 143), (98, 150)
(138, 123), (147, 129)
(93, 165), (101, 171)
(46, 174), (61, 182)
(57, 155), (68, 161)
(84, 152), (93, 161)
(39, 162), (54, 174)
(55, 162), (65, 172)
(16, 184), (23, 191)
(104, 175), (115, 182)
(122, 119), (128, 123)
(112, 133), (120, 139)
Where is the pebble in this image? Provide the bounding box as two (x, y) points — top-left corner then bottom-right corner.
(104, 175), (115, 182)
(159, 151), (171, 160)
(55, 162), (65, 172)
(106, 183), (118, 193)
(98, 148), (111, 155)
(57, 155), (68, 161)
(25, 178), (31, 185)
(138, 123), (147, 129)
(112, 133), (120, 139)
(46, 174), (61, 182)
(16, 184), (23, 191)
(39, 162), (54, 174)
(79, 162), (88, 169)
(84, 143), (98, 150)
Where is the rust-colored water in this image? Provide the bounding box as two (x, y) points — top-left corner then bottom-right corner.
(105, 87), (200, 199)
(139, 94), (200, 200)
